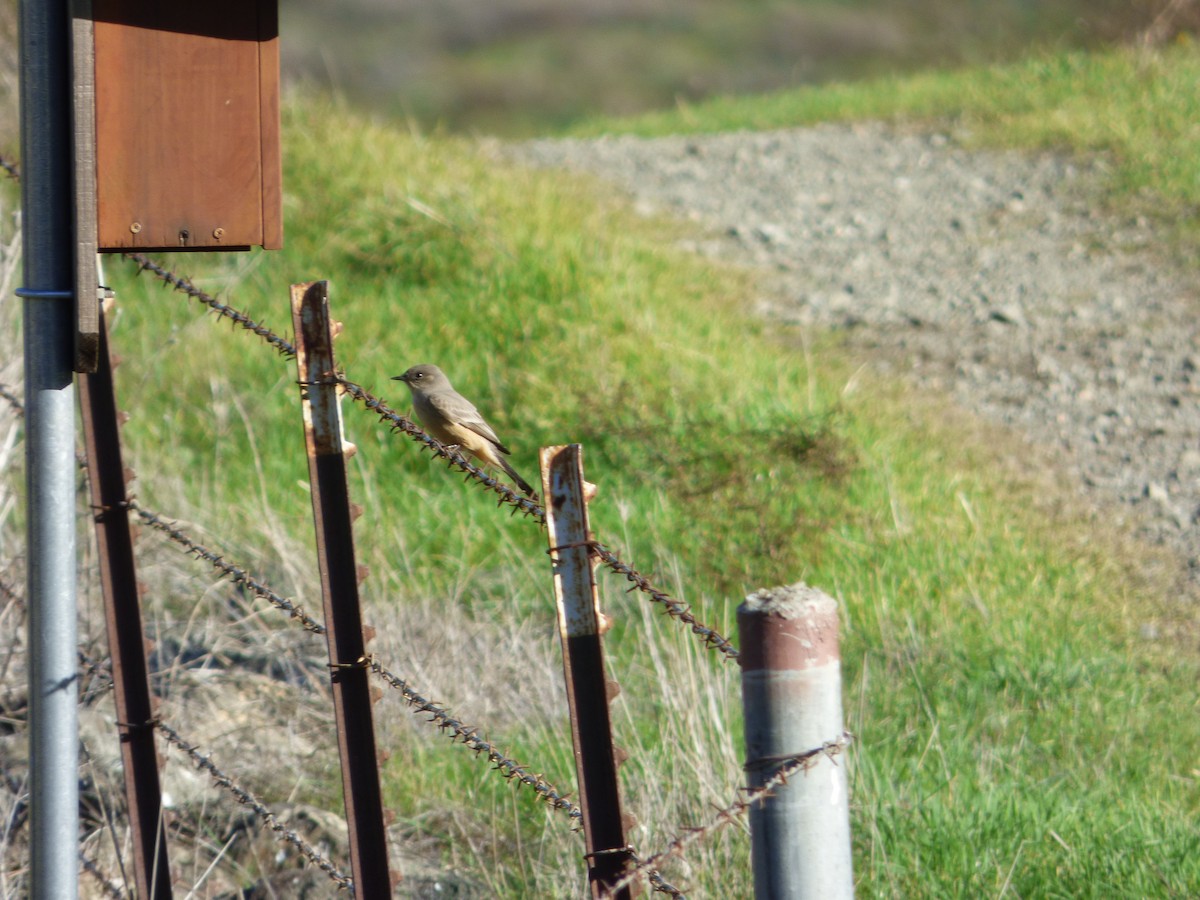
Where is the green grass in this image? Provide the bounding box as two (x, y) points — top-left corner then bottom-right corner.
(60, 48), (1200, 896)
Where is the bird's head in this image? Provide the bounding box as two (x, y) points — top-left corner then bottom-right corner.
(391, 364), (447, 391)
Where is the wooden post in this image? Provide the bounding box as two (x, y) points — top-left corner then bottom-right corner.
(540, 445), (637, 899)
(291, 280), (395, 897)
(71, 0), (100, 372)
(739, 583), (854, 900)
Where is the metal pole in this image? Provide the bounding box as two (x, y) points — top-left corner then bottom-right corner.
(739, 583), (854, 900)
(291, 281), (394, 897)
(540, 444), (636, 899)
(79, 307), (173, 899)
(20, 0), (81, 897)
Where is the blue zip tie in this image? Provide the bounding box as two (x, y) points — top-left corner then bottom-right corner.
(15, 287), (73, 299)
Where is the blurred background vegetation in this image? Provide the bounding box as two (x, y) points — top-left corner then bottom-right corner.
(278, 0), (1196, 135)
(0, 1), (1191, 142)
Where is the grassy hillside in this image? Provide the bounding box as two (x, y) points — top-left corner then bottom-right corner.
(3, 44), (1199, 897)
(571, 42), (1200, 238)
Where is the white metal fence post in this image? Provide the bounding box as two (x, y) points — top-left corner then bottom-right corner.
(739, 583), (854, 899)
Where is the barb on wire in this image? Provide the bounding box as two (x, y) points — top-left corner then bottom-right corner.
(118, 254), (739, 658)
(0, 575), (21, 606)
(79, 855), (125, 900)
(155, 720), (355, 892)
(0, 154), (18, 181)
(603, 732), (855, 899)
(366, 658), (582, 827)
(77, 649), (116, 705)
(638, 861), (688, 898)
(0, 382), (22, 416)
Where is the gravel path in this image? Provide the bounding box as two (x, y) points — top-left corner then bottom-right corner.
(510, 123), (1200, 591)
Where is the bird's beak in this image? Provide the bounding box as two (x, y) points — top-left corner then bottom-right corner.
(390, 375), (405, 382)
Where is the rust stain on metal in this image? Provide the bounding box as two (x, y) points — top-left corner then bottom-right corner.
(293, 281), (344, 458)
(543, 444), (600, 638)
(738, 582), (841, 671)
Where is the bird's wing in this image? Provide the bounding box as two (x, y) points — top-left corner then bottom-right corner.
(428, 391), (511, 454)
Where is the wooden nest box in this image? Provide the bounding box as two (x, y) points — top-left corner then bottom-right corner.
(80, 1), (283, 253)
(72, 0), (283, 369)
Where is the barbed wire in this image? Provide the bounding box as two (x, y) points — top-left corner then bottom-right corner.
(2, 646), (355, 898)
(123, 254), (298, 359)
(114, 257), (740, 660)
(602, 731), (855, 899)
(106, 255), (741, 885)
(2, 247), (743, 892)
(123, 499), (700, 888)
(0, 382), (327, 632)
(365, 658), (584, 828)
(131, 498), (584, 828)
(126, 497), (706, 891)
(0, 154), (17, 181)
(328, 385), (745, 661)
(129, 502), (327, 635)
(591, 543), (738, 658)
(155, 719), (356, 892)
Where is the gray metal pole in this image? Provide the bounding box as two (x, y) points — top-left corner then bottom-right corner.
(739, 583), (853, 900)
(19, 0), (80, 897)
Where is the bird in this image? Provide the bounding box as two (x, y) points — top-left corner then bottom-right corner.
(392, 364), (536, 497)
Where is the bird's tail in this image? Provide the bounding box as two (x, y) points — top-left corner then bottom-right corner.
(498, 456), (536, 498)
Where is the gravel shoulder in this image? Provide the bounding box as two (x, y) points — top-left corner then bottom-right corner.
(509, 122), (1200, 592)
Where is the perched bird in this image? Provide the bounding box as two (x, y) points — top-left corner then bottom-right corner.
(392, 364), (536, 497)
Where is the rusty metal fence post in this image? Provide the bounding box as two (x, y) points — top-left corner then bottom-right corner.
(79, 306), (173, 898)
(540, 444), (637, 899)
(739, 583), (854, 899)
(291, 280), (394, 897)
